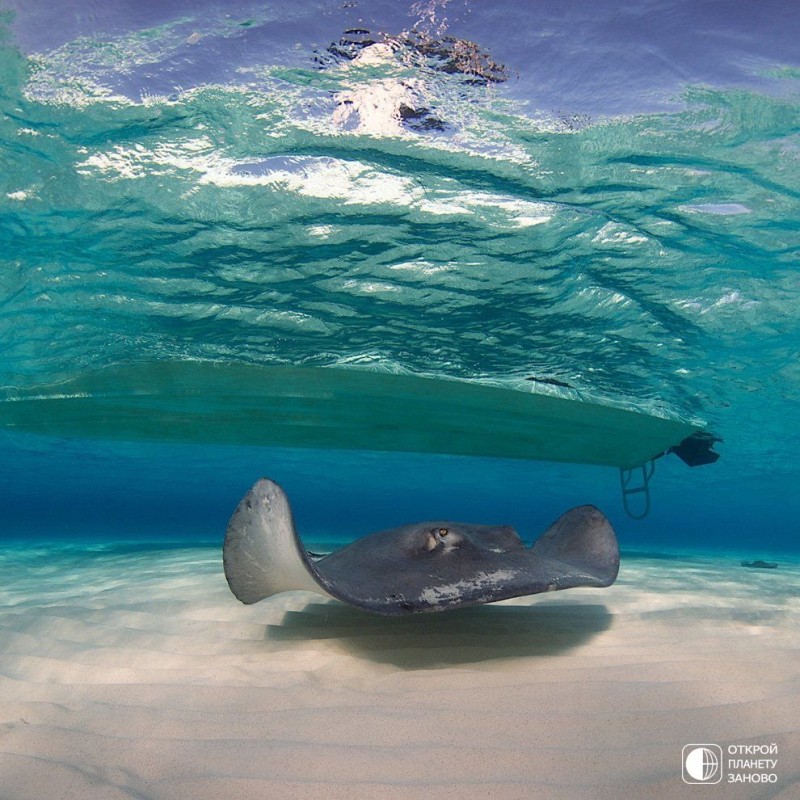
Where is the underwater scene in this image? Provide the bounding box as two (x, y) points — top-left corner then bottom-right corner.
(1, 0), (798, 797)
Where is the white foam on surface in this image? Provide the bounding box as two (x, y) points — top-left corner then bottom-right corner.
(1, 543), (798, 799)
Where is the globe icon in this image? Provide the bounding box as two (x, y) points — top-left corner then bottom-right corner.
(685, 746), (720, 782)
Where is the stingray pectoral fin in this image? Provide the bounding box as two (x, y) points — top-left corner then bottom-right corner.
(531, 505), (620, 586)
(223, 478), (329, 604)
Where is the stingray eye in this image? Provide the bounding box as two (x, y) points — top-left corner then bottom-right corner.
(424, 527), (451, 551)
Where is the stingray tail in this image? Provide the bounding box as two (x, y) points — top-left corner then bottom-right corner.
(531, 505), (620, 586)
(223, 478), (326, 604)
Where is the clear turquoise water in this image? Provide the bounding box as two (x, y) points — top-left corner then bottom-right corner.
(1, 2), (799, 555)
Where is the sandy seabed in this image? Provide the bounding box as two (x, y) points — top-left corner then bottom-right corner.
(0, 543), (797, 800)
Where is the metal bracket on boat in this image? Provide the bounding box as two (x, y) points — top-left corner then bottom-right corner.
(619, 460), (655, 520)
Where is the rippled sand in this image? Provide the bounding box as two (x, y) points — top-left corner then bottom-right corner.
(1, 544), (797, 799)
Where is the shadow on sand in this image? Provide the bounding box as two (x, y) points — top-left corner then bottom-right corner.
(264, 600), (613, 669)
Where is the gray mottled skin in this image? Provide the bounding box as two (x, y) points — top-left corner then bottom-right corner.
(224, 478), (619, 616)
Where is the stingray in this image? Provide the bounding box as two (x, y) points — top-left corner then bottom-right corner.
(223, 478), (620, 616)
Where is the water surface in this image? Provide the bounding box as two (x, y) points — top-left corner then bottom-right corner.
(1, 0), (798, 554)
